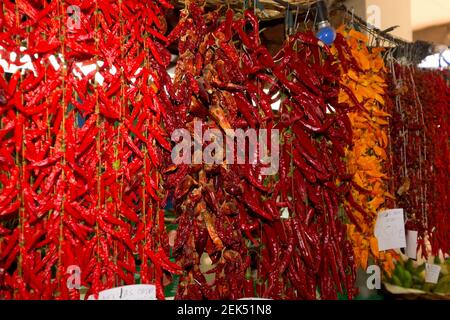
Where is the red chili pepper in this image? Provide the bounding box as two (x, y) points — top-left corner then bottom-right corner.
(291, 219), (315, 270)
(245, 81), (274, 119)
(251, 46), (274, 69)
(166, 20), (187, 45)
(0, 167), (19, 205)
(232, 92), (258, 128)
(233, 19), (253, 50)
(147, 247), (183, 275)
(241, 193), (273, 221)
(292, 148), (317, 183)
(278, 231), (294, 274)
(263, 224), (280, 265)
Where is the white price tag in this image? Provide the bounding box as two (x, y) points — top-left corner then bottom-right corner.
(280, 207), (289, 219)
(425, 264), (441, 284)
(374, 209), (406, 251)
(88, 284), (156, 300)
(405, 230), (418, 259)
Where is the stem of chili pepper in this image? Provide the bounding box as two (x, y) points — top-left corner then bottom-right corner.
(142, 143), (149, 281)
(112, 0), (126, 288)
(141, 33), (154, 287)
(93, 1), (102, 288)
(13, 0), (25, 298)
(388, 61), (395, 208)
(253, 191), (263, 297)
(148, 42), (159, 291)
(409, 70), (428, 230)
(24, 13), (38, 297)
(56, 0), (68, 295)
(397, 70), (408, 178)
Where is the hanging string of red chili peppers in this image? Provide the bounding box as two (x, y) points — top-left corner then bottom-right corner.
(164, 3), (264, 300)
(0, 0), (176, 299)
(1, 0), (449, 301)
(270, 27), (357, 301)
(387, 63), (449, 257)
(412, 70), (450, 256)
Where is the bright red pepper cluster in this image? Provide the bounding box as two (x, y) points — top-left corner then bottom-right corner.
(0, 0), (179, 299)
(388, 65), (450, 257)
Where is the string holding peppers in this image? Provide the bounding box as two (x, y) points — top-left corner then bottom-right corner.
(387, 63), (449, 258)
(409, 70), (449, 256)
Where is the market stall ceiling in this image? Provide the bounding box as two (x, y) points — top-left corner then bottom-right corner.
(411, 0), (450, 30)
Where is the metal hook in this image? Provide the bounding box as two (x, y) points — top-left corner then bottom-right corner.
(407, 44), (412, 65)
(396, 45), (402, 64)
(285, 3), (291, 38)
(403, 45), (408, 65)
(409, 45), (412, 65)
(293, 4), (300, 33)
(394, 46), (399, 64)
(387, 45), (393, 62)
(403, 45), (408, 64)
(407, 45), (411, 65)
(303, 5), (311, 29)
(313, 5), (318, 31)
(343, 7), (349, 27)
(441, 53), (450, 68)
(367, 28), (373, 48)
(285, 5), (288, 38)
(382, 45), (390, 61)
(351, 7), (355, 26)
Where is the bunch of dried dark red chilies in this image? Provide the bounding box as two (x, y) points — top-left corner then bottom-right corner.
(387, 63), (449, 256)
(163, 2), (273, 299)
(164, 1), (357, 300)
(412, 70), (449, 255)
(265, 26), (359, 300)
(0, 0), (178, 299)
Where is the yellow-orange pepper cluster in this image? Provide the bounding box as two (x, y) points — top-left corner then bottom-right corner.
(332, 27), (397, 274)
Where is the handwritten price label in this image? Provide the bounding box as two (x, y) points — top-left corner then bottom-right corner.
(88, 284), (156, 300)
(425, 264), (441, 284)
(374, 209), (406, 251)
